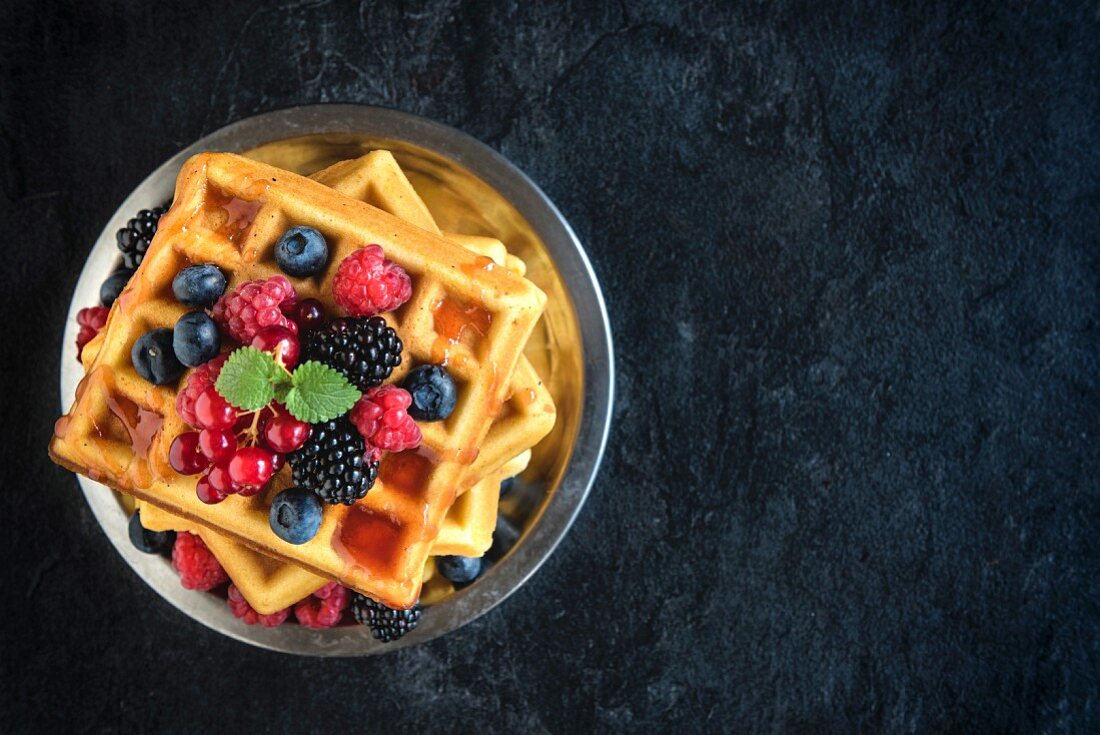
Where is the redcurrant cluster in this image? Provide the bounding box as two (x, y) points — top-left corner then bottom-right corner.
(168, 298), (326, 504)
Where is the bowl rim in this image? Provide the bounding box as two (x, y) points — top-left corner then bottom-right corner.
(58, 104), (614, 656)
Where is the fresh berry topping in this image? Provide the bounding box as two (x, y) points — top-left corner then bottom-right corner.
(350, 385), (422, 453)
(176, 354), (229, 427)
(288, 416), (378, 505)
(212, 276), (298, 344)
(499, 476), (516, 497)
(75, 306), (109, 362)
(403, 365), (458, 422)
(251, 325), (300, 369)
(228, 584), (290, 627)
(275, 226), (329, 277)
(351, 594), (421, 642)
(263, 410), (311, 453)
(171, 532), (228, 590)
(169, 432), (209, 475)
(173, 311), (221, 367)
(195, 474), (228, 504)
(291, 298), (325, 331)
(294, 582), (349, 629)
(99, 268), (133, 307)
(332, 245), (412, 317)
(172, 264), (227, 308)
(269, 487), (323, 545)
(301, 316), (402, 391)
(228, 446), (276, 490)
(193, 388), (238, 431)
(131, 328), (185, 385)
(271, 452), (285, 473)
(198, 428), (236, 464)
(206, 462), (239, 494)
(116, 204), (168, 270)
(436, 555), (483, 584)
(128, 510), (175, 554)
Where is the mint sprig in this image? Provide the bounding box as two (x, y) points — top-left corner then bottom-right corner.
(284, 361), (362, 423)
(213, 348), (361, 423)
(215, 347), (280, 411)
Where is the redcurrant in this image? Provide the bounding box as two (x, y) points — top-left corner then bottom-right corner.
(293, 298), (325, 331)
(169, 432), (209, 475)
(193, 388), (238, 430)
(196, 473), (228, 504)
(228, 446), (275, 489)
(252, 325), (300, 368)
(263, 412), (311, 453)
(198, 428), (236, 464)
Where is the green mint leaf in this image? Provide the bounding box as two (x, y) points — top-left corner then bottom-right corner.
(284, 360), (361, 423)
(214, 347), (279, 411)
(273, 380), (293, 405)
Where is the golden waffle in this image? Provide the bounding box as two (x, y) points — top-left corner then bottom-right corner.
(138, 451), (528, 613)
(130, 152), (552, 613)
(76, 152), (556, 614)
(51, 152), (547, 608)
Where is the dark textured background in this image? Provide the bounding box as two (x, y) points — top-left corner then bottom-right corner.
(2, 0), (1098, 732)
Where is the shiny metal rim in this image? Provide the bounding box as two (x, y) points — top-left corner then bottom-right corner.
(58, 104), (614, 655)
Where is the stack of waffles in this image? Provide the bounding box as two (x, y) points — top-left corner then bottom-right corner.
(50, 150), (556, 615)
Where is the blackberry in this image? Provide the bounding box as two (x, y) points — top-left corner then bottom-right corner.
(116, 203), (169, 269)
(351, 594), (422, 642)
(288, 416), (379, 505)
(301, 317), (402, 391)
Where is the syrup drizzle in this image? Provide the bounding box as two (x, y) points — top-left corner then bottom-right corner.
(379, 449), (435, 500)
(430, 296), (492, 366)
(336, 507), (405, 577)
(104, 393), (163, 460)
(206, 188), (263, 244)
(432, 297), (492, 345)
(460, 255), (496, 277)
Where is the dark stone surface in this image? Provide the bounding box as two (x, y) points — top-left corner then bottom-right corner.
(1, 0), (1098, 731)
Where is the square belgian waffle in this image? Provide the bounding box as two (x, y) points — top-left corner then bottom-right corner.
(118, 151), (555, 613)
(50, 152), (547, 608)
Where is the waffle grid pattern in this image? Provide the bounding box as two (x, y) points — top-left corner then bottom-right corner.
(51, 152), (546, 608)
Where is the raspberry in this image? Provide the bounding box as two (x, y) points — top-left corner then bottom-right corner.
(212, 275), (298, 343)
(176, 353), (229, 428)
(171, 532), (228, 591)
(75, 306), (109, 362)
(333, 245), (412, 317)
(350, 385), (422, 453)
(227, 584), (290, 627)
(294, 582), (350, 629)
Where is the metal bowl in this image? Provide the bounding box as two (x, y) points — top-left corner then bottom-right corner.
(58, 105), (613, 655)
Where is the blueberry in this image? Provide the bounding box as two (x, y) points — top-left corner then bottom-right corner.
(499, 475), (516, 497)
(99, 268), (133, 306)
(403, 365), (458, 421)
(269, 487), (323, 544)
(128, 510), (175, 554)
(275, 226), (328, 277)
(172, 311), (221, 367)
(172, 264), (226, 307)
(131, 328), (184, 384)
(437, 555), (482, 584)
